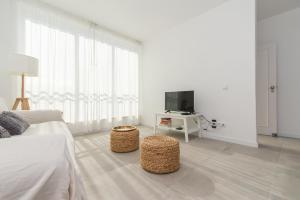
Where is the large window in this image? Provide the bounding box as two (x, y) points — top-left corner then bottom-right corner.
(18, 1), (140, 134)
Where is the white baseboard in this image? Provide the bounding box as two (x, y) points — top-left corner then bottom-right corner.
(278, 133), (300, 139)
(203, 133), (258, 148)
(257, 133), (272, 136)
(258, 132), (300, 139)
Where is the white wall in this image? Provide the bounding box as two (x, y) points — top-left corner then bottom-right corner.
(0, 0), (15, 105)
(258, 8), (300, 139)
(141, 0), (257, 147)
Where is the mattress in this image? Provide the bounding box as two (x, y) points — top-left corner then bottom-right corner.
(0, 121), (85, 200)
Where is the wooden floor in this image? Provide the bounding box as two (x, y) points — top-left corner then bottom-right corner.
(75, 127), (300, 200)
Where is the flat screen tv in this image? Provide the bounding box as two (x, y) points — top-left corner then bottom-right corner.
(165, 91), (194, 113)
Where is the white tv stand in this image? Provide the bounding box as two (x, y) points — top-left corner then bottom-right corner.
(154, 112), (202, 143)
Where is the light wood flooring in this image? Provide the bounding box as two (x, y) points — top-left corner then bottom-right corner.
(75, 126), (300, 200)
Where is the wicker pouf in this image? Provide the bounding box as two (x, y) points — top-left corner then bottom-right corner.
(140, 135), (180, 174)
(110, 126), (139, 153)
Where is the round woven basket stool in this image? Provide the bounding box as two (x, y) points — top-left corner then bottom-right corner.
(110, 126), (139, 153)
(140, 135), (180, 174)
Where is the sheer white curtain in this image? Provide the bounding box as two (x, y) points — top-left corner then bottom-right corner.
(16, 0), (140, 134)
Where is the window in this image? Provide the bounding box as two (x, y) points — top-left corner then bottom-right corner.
(18, 2), (140, 134)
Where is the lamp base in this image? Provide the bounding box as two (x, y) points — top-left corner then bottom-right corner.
(12, 98), (30, 110)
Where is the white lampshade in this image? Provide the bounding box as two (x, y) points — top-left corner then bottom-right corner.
(10, 54), (39, 77)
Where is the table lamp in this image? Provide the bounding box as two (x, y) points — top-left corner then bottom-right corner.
(10, 54), (39, 110)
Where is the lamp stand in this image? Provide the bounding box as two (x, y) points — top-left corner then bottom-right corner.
(12, 74), (30, 110)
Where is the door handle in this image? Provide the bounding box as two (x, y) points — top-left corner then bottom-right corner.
(270, 85), (276, 93)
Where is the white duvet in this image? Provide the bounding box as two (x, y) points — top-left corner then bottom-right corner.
(0, 122), (86, 200)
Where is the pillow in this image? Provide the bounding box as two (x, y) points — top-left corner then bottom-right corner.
(0, 98), (9, 112)
(0, 125), (10, 138)
(3, 111), (30, 125)
(0, 112), (30, 135)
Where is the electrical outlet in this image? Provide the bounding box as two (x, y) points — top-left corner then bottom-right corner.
(199, 115), (225, 131)
(211, 119), (225, 129)
(211, 119), (217, 128)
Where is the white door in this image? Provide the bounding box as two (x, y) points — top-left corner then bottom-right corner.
(256, 44), (277, 135)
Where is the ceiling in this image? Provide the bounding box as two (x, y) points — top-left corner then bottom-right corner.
(257, 0), (300, 21)
(39, 0), (300, 42)
(40, 0), (227, 42)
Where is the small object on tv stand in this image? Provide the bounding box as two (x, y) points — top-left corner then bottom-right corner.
(176, 127), (183, 130)
(181, 112), (191, 115)
(160, 118), (172, 126)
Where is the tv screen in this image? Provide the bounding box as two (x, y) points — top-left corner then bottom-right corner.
(165, 91), (194, 112)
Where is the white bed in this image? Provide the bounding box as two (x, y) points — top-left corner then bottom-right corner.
(0, 111), (86, 200)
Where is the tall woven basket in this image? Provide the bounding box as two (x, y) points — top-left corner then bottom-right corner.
(110, 126), (139, 153)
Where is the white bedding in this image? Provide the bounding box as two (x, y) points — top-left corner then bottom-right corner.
(0, 121), (85, 200)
